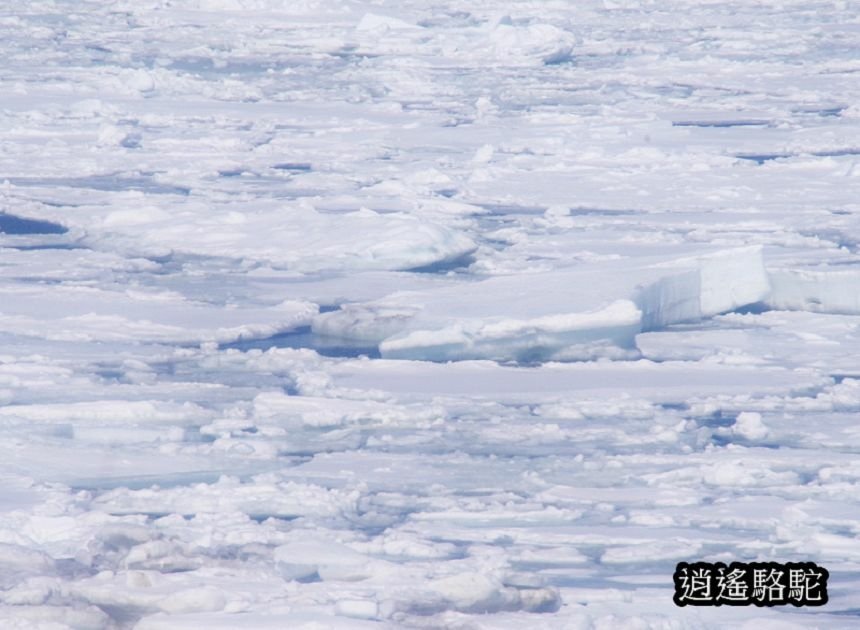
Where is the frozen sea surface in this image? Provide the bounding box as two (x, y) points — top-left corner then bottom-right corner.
(1, 1), (860, 628)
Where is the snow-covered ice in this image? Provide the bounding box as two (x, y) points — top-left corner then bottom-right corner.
(1, 0), (860, 628)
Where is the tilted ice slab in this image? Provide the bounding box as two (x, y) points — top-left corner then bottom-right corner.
(313, 246), (770, 362)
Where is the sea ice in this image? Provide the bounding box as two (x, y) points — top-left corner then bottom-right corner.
(1, 0), (859, 628)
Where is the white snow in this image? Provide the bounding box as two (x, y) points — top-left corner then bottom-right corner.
(1, 0), (859, 628)
(731, 412), (770, 441)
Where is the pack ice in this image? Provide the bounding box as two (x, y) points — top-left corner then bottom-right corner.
(2, 0), (860, 629)
(314, 246), (770, 361)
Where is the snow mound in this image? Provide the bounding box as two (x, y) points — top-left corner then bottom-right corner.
(482, 20), (576, 66)
(732, 411), (770, 440)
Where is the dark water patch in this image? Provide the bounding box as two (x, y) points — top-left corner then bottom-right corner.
(695, 410), (738, 428)
(813, 148), (860, 158)
(831, 374), (860, 385)
(816, 107), (846, 117)
(0, 213), (67, 235)
(673, 119), (770, 128)
(658, 402), (689, 412)
(36, 199), (82, 208)
(737, 148), (860, 164)
(248, 513), (300, 523)
(406, 252), (475, 274)
(731, 301), (770, 315)
(140, 512), (191, 522)
(221, 326), (380, 359)
(272, 162), (312, 172)
(710, 433), (731, 447)
(477, 202), (547, 215)
(794, 106), (845, 117)
(735, 153), (790, 164)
